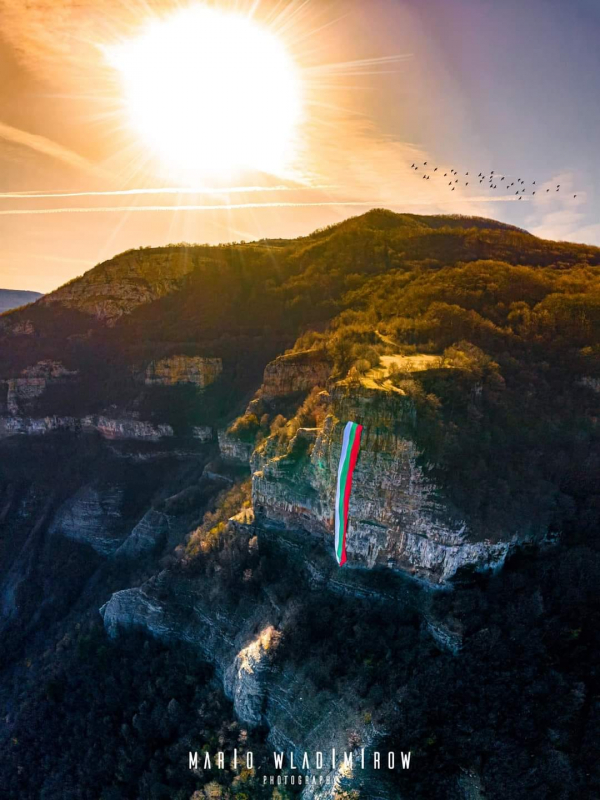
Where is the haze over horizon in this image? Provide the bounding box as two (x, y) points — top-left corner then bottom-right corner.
(1, 0), (599, 293)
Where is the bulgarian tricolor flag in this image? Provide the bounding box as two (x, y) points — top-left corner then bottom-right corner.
(334, 421), (363, 566)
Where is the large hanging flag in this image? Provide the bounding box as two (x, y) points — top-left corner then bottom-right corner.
(334, 421), (363, 566)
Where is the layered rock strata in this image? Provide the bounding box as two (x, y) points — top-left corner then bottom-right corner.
(144, 355), (222, 388)
(249, 385), (512, 584)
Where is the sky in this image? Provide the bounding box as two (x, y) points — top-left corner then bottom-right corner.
(0, 0), (599, 293)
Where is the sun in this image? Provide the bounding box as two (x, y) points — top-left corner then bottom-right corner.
(104, 6), (303, 178)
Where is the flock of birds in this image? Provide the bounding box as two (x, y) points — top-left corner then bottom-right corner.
(410, 161), (577, 200)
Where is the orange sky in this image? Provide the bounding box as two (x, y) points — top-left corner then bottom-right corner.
(0, 0), (598, 292)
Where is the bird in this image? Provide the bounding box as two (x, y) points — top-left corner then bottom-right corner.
(516, 191), (519, 195)
(491, 170), (494, 174)
(574, 194), (577, 198)
(519, 196), (522, 200)
(532, 191), (536, 195)
(478, 172), (482, 177)
(452, 187), (455, 191)
(427, 175), (430, 180)
(547, 188), (550, 192)
(533, 181), (536, 185)
(424, 161), (428, 165)
(501, 177), (505, 181)
(466, 172), (469, 175)
(411, 163), (415, 168)
(434, 167), (438, 171)
(511, 183), (514, 187)
(455, 179), (458, 183)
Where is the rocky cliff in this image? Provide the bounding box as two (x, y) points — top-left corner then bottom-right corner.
(144, 355), (222, 388)
(100, 540), (402, 799)
(2, 360), (78, 416)
(3, 212), (599, 799)
(232, 354), (515, 584)
(260, 349), (332, 401)
(38, 248), (197, 324)
(0, 414), (174, 441)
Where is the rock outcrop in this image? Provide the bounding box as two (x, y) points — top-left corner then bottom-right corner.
(144, 355), (222, 388)
(114, 509), (172, 558)
(3, 360), (78, 415)
(0, 318), (35, 336)
(0, 414), (174, 441)
(250, 384), (512, 584)
(39, 248), (197, 324)
(218, 429), (255, 464)
(192, 425), (213, 442)
(49, 484), (125, 556)
(100, 565), (394, 799)
(260, 349), (332, 401)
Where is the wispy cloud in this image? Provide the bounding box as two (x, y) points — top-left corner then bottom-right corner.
(0, 195), (526, 217)
(0, 184), (330, 199)
(0, 121), (95, 172)
(525, 171), (594, 243)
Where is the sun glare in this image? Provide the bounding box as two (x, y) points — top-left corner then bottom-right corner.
(104, 6), (303, 178)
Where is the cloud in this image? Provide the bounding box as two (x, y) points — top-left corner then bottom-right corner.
(0, 120), (96, 172)
(0, 184), (328, 199)
(0, 196), (526, 216)
(0, 0), (140, 85)
(525, 171), (596, 244)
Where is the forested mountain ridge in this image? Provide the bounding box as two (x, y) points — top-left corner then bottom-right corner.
(1, 209), (599, 425)
(1, 210), (600, 799)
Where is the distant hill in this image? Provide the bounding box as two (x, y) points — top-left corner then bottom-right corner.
(0, 289), (42, 314)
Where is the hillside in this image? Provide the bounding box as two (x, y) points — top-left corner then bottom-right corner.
(1, 211), (600, 799)
(0, 289), (42, 314)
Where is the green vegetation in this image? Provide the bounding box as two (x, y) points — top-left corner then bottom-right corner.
(2, 211), (600, 798)
(180, 487), (600, 800)
(1, 626), (277, 800)
(2, 210), (599, 433)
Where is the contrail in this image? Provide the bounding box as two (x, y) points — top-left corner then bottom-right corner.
(0, 121), (101, 175)
(0, 184), (332, 200)
(0, 196), (528, 216)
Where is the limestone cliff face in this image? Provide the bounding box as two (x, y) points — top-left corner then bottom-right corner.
(3, 360), (78, 416)
(0, 414), (174, 441)
(144, 355), (222, 388)
(39, 249), (196, 324)
(0, 318), (35, 336)
(100, 565), (392, 799)
(260, 349), (332, 401)
(114, 509), (172, 558)
(49, 485), (125, 556)
(217, 429), (255, 464)
(251, 386), (512, 584)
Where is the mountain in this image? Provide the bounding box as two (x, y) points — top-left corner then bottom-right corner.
(1, 211), (600, 799)
(0, 289), (42, 314)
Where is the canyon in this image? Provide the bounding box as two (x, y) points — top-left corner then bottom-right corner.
(1, 211), (598, 799)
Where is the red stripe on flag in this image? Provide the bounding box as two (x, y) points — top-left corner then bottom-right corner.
(340, 424), (362, 565)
